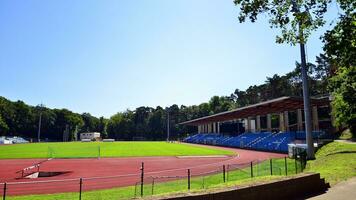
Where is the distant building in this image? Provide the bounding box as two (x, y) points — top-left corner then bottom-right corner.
(8, 136), (29, 144)
(0, 137), (12, 144)
(0, 136), (28, 144)
(80, 132), (101, 140)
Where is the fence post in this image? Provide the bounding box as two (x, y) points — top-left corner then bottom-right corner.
(141, 162), (144, 197)
(223, 165), (226, 183)
(250, 162), (253, 178)
(151, 178), (155, 195)
(295, 158), (298, 174)
(300, 156), (304, 172)
(270, 159), (273, 175)
(79, 178), (82, 200)
(3, 183), (6, 200)
(187, 169), (191, 190)
(284, 157), (287, 176)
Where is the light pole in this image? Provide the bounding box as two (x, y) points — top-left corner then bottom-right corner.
(292, 1), (315, 159)
(37, 104), (44, 143)
(167, 109), (170, 142)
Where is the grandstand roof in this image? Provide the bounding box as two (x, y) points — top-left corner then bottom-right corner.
(180, 96), (330, 126)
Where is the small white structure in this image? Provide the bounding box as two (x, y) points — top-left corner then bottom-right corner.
(9, 136), (29, 144)
(103, 139), (115, 142)
(0, 137), (12, 144)
(80, 132), (101, 140)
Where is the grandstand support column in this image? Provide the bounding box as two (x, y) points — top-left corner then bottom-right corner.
(198, 125), (201, 133)
(247, 117), (252, 132)
(312, 106), (319, 131)
(208, 123), (211, 133)
(267, 114), (272, 132)
(284, 111), (289, 131)
(217, 122), (220, 133)
(256, 115), (261, 132)
(297, 109), (303, 131)
(279, 113), (285, 132)
(213, 122), (216, 133)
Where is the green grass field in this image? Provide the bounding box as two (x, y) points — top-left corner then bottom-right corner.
(0, 142), (234, 159)
(3, 141), (355, 200)
(305, 141), (356, 185)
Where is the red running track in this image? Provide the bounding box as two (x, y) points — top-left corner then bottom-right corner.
(0, 145), (285, 196)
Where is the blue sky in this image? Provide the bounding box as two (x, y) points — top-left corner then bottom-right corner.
(0, 1), (338, 117)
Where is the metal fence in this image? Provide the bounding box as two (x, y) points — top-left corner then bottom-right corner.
(1, 157), (305, 200)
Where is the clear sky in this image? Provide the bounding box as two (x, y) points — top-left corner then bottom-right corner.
(0, 0), (338, 118)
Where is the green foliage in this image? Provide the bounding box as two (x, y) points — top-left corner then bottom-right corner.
(321, 8), (355, 136)
(233, 0), (332, 45)
(323, 13), (356, 69)
(339, 129), (353, 139)
(0, 115), (9, 135)
(0, 96), (106, 141)
(329, 66), (356, 135)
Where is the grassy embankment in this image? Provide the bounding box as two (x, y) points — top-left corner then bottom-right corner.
(305, 140), (356, 186)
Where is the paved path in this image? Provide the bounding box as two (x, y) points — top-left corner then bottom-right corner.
(307, 177), (356, 200)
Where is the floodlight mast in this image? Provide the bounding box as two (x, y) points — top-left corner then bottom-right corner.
(37, 103), (44, 143)
(292, 1), (315, 159)
(167, 109), (170, 142)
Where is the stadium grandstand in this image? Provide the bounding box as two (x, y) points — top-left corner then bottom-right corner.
(181, 96), (334, 153)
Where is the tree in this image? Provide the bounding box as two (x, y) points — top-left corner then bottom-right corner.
(0, 115), (9, 135)
(98, 117), (108, 138)
(323, 13), (356, 68)
(81, 113), (100, 132)
(234, 0), (332, 44)
(107, 111), (134, 140)
(324, 13), (356, 136)
(329, 67), (356, 135)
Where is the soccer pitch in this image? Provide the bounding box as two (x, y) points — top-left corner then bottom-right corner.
(0, 142), (234, 159)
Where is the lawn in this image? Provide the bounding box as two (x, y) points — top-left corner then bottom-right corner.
(0, 142), (234, 159)
(305, 141), (356, 186)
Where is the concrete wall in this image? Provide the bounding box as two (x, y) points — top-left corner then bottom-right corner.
(160, 173), (328, 200)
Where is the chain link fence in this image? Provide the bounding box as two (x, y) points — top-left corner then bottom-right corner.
(1, 156), (305, 200)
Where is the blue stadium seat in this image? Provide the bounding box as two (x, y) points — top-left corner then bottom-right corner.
(184, 130), (327, 153)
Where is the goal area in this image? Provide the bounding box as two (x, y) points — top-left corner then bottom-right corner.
(47, 145), (101, 159)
